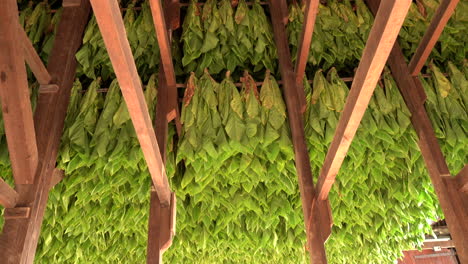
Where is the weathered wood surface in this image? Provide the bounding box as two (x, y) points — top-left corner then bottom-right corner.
(408, 0), (460, 76)
(0, 178), (18, 208)
(90, 0), (171, 206)
(316, 0), (412, 201)
(0, 2), (91, 263)
(0, 0), (39, 185)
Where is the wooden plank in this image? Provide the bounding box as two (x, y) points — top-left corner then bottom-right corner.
(268, 1), (330, 263)
(456, 165), (467, 193)
(0, 178), (18, 208)
(422, 240), (456, 249)
(90, 0), (171, 206)
(0, 0), (39, 185)
(149, 0), (181, 134)
(0, 2), (91, 263)
(316, 0), (412, 201)
(39, 84), (59, 94)
(408, 0), (460, 76)
(147, 190), (163, 264)
(364, 1), (468, 263)
(3, 207), (31, 220)
(18, 24), (52, 85)
(294, 0), (320, 113)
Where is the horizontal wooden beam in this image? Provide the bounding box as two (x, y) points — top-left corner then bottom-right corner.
(408, 0), (460, 76)
(3, 207), (31, 220)
(18, 23), (52, 85)
(316, 0), (411, 201)
(0, 2), (91, 263)
(90, 0), (171, 206)
(294, 0), (320, 113)
(0, 178), (18, 208)
(0, 0), (39, 185)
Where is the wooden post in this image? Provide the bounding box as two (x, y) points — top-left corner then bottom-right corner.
(0, 1), (91, 263)
(149, 0), (181, 134)
(89, 0), (171, 206)
(269, 1), (332, 263)
(0, 0), (39, 185)
(316, 0), (412, 200)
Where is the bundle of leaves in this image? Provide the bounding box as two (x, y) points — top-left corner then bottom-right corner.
(171, 69), (303, 262)
(181, 0), (277, 76)
(75, 2), (162, 81)
(288, 0), (467, 73)
(303, 65), (466, 263)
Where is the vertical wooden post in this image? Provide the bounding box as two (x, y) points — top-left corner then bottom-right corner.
(0, 0), (38, 185)
(0, 1), (91, 263)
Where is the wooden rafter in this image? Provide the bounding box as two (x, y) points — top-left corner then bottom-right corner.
(149, 0), (181, 134)
(0, 0), (39, 185)
(90, 0), (172, 206)
(315, 0), (412, 201)
(0, 2), (91, 263)
(269, 1), (332, 263)
(18, 24), (52, 85)
(0, 178), (18, 208)
(294, 0), (320, 113)
(408, 0), (460, 76)
(364, 1), (468, 263)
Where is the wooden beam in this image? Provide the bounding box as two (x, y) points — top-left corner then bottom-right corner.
(269, 1), (331, 263)
(455, 165), (467, 193)
(3, 207), (31, 220)
(18, 24), (52, 85)
(149, 0), (181, 134)
(294, 0), (320, 113)
(316, 0), (411, 201)
(90, 0), (171, 206)
(0, 2), (91, 263)
(147, 2), (177, 260)
(0, 0), (39, 185)
(408, 0), (460, 76)
(0, 178), (18, 208)
(422, 240), (455, 249)
(364, 1), (468, 263)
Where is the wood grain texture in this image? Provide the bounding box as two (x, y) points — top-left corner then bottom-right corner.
(408, 0), (460, 76)
(90, 0), (171, 206)
(0, 0), (38, 185)
(316, 0), (412, 201)
(149, 0), (181, 133)
(365, 1), (468, 262)
(294, 0), (320, 113)
(0, 178), (18, 208)
(269, 0), (331, 263)
(18, 24), (52, 85)
(0, 2), (91, 263)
